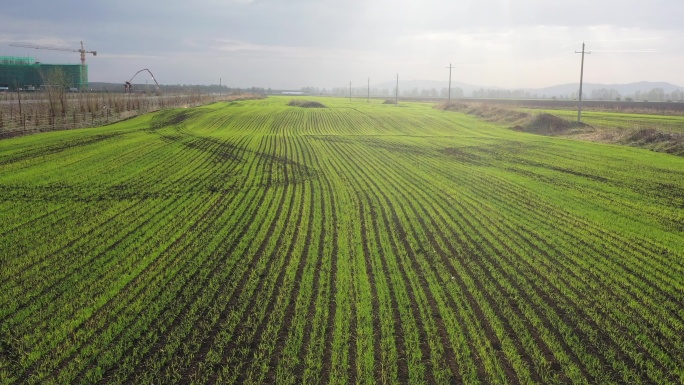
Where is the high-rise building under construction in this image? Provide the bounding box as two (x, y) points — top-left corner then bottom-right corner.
(0, 56), (87, 90)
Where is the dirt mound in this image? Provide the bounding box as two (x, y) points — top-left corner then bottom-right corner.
(288, 100), (327, 108)
(623, 128), (684, 155)
(527, 113), (574, 132)
(437, 102), (584, 135)
(436, 102), (467, 111)
(521, 113), (587, 135)
(626, 128), (670, 143)
(437, 102), (531, 125)
(383, 99), (398, 105)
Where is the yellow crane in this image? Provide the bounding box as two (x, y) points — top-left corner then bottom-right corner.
(10, 41), (97, 88)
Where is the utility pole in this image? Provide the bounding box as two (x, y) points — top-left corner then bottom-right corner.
(395, 74), (399, 106)
(219, 77), (222, 98)
(446, 63), (454, 103)
(349, 81), (352, 102)
(367, 77), (370, 103)
(575, 42), (591, 123)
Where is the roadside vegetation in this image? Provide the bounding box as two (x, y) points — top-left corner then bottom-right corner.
(0, 91), (264, 139)
(1, 97), (682, 384)
(438, 101), (684, 156)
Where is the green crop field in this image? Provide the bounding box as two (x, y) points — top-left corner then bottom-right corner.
(1, 96), (683, 384)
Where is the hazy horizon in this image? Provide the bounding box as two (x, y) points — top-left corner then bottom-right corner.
(2, 0), (683, 89)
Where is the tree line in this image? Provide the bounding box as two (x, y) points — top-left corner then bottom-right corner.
(299, 85), (684, 102)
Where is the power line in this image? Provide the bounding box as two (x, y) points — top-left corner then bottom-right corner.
(590, 50), (661, 53)
(575, 42), (591, 123)
(588, 36), (668, 43)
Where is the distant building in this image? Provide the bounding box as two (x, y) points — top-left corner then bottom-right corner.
(0, 56), (87, 90)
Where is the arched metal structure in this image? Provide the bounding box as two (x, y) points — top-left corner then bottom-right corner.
(124, 68), (160, 93)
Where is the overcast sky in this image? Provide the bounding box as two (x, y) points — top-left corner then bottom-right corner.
(2, 0), (683, 89)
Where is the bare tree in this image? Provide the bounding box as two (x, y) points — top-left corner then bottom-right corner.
(13, 79), (22, 118)
(40, 68), (71, 118)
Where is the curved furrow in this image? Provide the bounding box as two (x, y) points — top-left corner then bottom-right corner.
(267, 137), (328, 384)
(493, 169), (684, 285)
(0, 200), (133, 291)
(449, 167), (684, 346)
(368, 182), (532, 382)
(473, 177), (684, 358)
(412, 152), (680, 382)
(353, 140), (592, 381)
(1, 132), (229, 320)
(313, 158), (355, 385)
(116, 188), (267, 382)
(13, 194), (196, 382)
(309, 157), (341, 385)
(70, 135), (260, 382)
(455, 187), (672, 383)
(0, 132), (222, 294)
(0, 202), (66, 238)
(429, 151), (684, 328)
(347, 139), (529, 384)
(275, 135), (336, 384)
(118, 134), (278, 383)
(330, 139), (440, 384)
(239, 134), (319, 384)
(58, 192), (232, 384)
(357, 197), (387, 383)
(404, 153), (648, 380)
(179, 138), (297, 383)
(357, 169), (468, 383)
(205, 186), (301, 383)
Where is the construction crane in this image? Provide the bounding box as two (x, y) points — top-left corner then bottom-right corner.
(10, 41), (97, 88)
